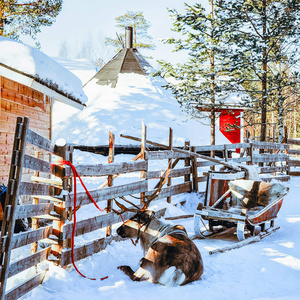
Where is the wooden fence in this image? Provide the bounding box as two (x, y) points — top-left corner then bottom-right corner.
(0, 117), (297, 299)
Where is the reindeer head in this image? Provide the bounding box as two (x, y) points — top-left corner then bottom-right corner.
(117, 210), (155, 239)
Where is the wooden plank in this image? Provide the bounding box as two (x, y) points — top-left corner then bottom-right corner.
(3, 247), (50, 278)
(19, 181), (61, 196)
(258, 166), (289, 174)
(198, 175), (208, 183)
(26, 129), (55, 153)
(65, 160), (148, 177)
(194, 144), (231, 152)
(261, 175), (290, 182)
(23, 154), (64, 177)
(146, 166), (191, 179)
(60, 208), (166, 267)
(197, 160), (218, 167)
(30, 176), (62, 186)
(14, 203), (54, 220)
(252, 141), (289, 150)
(4, 270), (48, 300)
(289, 160), (300, 167)
(287, 138), (300, 146)
(60, 235), (123, 268)
(229, 157), (252, 163)
(63, 211), (134, 240)
(65, 180), (148, 208)
(252, 154), (289, 163)
(288, 149), (300, 155)
(145, 182), (192, 201)
(2, 226), (52, 251)
(146, 150), (189, 160)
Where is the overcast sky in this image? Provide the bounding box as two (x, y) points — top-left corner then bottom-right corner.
(24, 0), (210, 68)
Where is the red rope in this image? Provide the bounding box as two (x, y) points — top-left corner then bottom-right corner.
(59, 160), (108, 281)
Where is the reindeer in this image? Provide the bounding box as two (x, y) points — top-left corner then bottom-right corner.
(115, 166), (204, 287)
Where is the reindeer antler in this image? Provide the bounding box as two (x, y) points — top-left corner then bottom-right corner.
(141, 161), (172, 211)
(113, 198), (139, 215)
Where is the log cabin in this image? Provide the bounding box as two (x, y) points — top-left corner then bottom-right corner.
(0, 36), (87, 186)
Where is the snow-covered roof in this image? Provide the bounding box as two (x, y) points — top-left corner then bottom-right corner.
(0, 36), (87, 108)
(86, 48), (154, 88)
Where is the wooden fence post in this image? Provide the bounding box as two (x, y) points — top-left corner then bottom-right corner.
(167, 127), (173, 203)
(140, 123), (147, 205)
(184, 140), (191, 184)
(191, 146), (198, 192)
(51, 143), (72, 264)
(30, 151), (40, 255)
(107, 132), (115, 236)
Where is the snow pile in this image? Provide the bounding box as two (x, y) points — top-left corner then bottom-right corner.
(52, 72), (229, 147)
(0, 36), (87, 104)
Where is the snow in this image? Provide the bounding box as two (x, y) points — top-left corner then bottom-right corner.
(17, 176), (300, 300)
(0, 36), (87, 104)
(52, 68), (229, 147)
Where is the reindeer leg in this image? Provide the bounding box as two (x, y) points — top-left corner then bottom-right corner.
(118, 266), (141, 281)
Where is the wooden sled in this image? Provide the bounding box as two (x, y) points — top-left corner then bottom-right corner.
(194, 179), (289, 241)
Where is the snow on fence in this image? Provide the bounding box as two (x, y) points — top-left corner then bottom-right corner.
(0, 116), (294, 300)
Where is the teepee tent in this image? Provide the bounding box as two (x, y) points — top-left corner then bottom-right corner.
(53, 27), (246, 151)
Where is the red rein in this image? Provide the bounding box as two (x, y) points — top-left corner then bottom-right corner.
(58, 160), (108, 281)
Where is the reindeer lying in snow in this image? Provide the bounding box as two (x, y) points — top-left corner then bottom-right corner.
(117, 210), (204, 286)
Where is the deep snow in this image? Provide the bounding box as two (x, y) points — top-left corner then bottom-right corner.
(0, 37), (87, 104)
(17, 175), (300, 300)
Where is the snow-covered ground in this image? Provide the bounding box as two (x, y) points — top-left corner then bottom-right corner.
(17, 175), (300, 300)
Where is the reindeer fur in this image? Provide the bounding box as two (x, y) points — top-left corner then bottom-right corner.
(117, 210), (204, 286)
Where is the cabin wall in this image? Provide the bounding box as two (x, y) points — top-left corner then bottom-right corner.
(0, 75), (52, 186)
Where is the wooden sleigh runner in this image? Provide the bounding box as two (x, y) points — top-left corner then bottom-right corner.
(194, 178), (289, 242)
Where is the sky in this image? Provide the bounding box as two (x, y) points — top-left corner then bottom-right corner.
(23, 0), (211, 69)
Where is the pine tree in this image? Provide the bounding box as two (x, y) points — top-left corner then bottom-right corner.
(0, 0), (62, 42)
(216, 0), (300, 142)
(158, 2), (239, 149)
(105, 11), (155, 51)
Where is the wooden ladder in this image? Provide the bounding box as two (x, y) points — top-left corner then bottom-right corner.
(0, 117), (30, 299)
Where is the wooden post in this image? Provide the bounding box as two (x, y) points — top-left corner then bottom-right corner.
(184, 140), (191, 183)
(140, 123), (147, 205)
(223, 145), (228, 162)
(30, 151), (40, 255)
(191, 146), (198, 192)
(107, 132), (115, 236)
(51, 143), (71, 264)
(167, 128), (173, 203)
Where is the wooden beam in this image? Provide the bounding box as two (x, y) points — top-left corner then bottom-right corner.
(145, 182), (192, 201)
(252, 154), (289, 163)
(146, 150), (189, 160)
(146, 166), (192, 180)
(14, 203), (53, 220)
(65, 160), (147, 177)
(2, 247), (50, 278)
(26, 128), (55, 153)
(19, 182), (61, 196)
(107, 131), (114, 237)
(2, 226), (52, 251)
(4, 269), (48, 300)
(65, 180), (148, 208)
